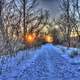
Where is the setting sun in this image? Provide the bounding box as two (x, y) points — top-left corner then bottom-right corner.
(23, 33), (36, 44)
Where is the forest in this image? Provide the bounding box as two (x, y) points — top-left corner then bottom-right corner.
(0, 0), (80, 54)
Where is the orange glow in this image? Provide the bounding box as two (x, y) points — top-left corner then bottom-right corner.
(22, 33), (54, 44)
(23, 33), (36, 44)
(44, 35), (53, 43)
(27, 35), (33, 42)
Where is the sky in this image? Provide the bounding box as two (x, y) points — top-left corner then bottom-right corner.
(38, 0), (61, 18)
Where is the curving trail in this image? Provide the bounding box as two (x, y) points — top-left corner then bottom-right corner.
(0, 44), (80, 80)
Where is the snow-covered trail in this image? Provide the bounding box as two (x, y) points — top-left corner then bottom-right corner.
(0, 44), (80, 80)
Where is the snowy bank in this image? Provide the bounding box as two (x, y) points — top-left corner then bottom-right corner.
(56, 45), (80, 64)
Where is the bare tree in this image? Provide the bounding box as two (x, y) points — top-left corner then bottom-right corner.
(0, 0), (50, 52)
(0, 0), (14, 54)
(57, 0), (80, 47)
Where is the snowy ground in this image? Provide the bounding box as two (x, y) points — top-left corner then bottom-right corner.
(0, 44), (80, 80)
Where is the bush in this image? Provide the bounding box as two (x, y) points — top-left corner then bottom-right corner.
(69, 50), (78, 58)
(33, 38), (47, 48)
(76, 43), (80, 48)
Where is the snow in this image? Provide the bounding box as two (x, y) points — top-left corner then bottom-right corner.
(56, 45), (80, 64)
(0, 44), (80, 80)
